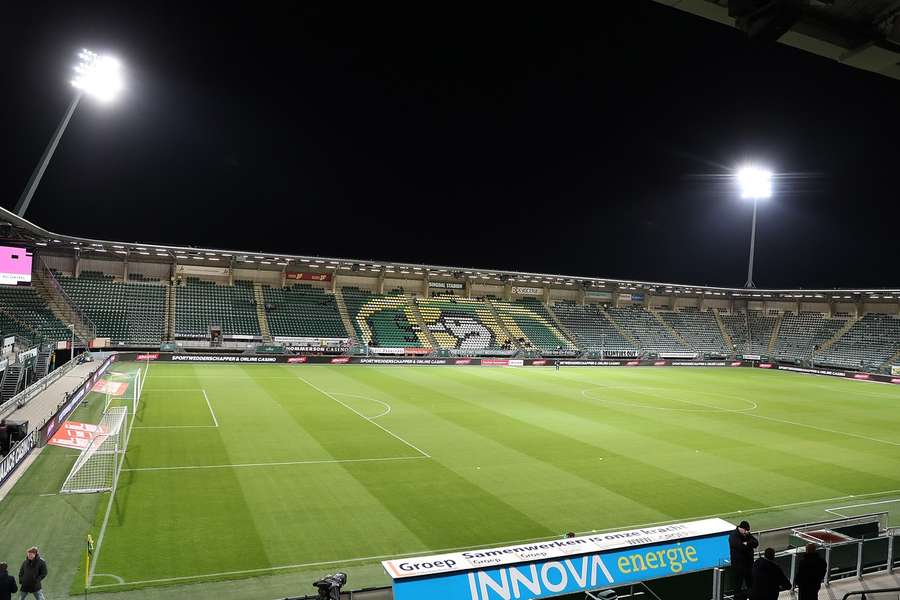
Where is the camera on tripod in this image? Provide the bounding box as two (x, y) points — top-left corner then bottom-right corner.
(312, 572), (347, 600)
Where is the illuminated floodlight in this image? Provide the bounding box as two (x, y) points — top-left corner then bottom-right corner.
(736, 166), (772, 200)
(71, 49), (124, 102)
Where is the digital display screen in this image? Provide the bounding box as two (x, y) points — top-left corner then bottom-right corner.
(0, 246), (33, 285)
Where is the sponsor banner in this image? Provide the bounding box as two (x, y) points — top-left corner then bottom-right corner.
(406, 348), (433, 356)
(0, 432), (37, 488)
(508, 359), (524, 367)
(585, 291), (613, 300)
(275, 336), (348, 346)
(92, 380), (129, 396)
(512, 286), (542, 296)
(136, 353), (160, 361)
(428, 281), (465, 290)
(853, 373), (870, 380)
(532, 360), (548, 366)
(558, 360), (623, 367)
(618, 293), (645, 302)
(170, 355), (278, 363)
(18, 347), (38, 362)
(285, 271), (332, 282)
(285, 346), (345, 354)
(454, 359), (473, 365)
(40, 356), (114, 445)
(759, 363), (774, 369)
(659, 352), (698, 359)
(286, 356), (308, 364)
(671, 361), (728, 367)
(654, 361), (667, 366)
(330, 357), (351, 364)
(892, 378), (900, 385)
(892, 366), (900, 376)
(359, 358), (450, 365)
(481, 359), (509, 367)
(626, 360), (641, 366)
(730, 361), (743, 367)
(371, 348), (406, 355)
(48, 422), (104, 451)
(742, 354), (763, 361)
(386, 519), (732, 600)
(778, 365), (847, 377)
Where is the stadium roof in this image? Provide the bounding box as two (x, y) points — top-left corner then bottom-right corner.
(654, 0), (900, 81)
(1, 205), (898, 300)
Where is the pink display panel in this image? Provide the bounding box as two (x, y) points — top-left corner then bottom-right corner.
(0, 246), (33, 285)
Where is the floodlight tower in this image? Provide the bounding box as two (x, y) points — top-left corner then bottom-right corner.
(737, 166), (772, 289)
(14, 49), (124, 218)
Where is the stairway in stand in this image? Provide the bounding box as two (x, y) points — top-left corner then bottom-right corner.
(0, 364), (25, 404)
(252, 283), (273, 343)
(408, 297), (438, 349)
(332, 287), (359, 345)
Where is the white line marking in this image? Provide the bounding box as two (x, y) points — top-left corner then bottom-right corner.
(824, 508), (848, 518)
(579, 379), (900, 447)
(84, 486), (900, 590)
(122, 455), (428, 472)
(826, 498), (900, 513)
(329, 392), (392, 419)
(90, 363), (148, 585)
(94, 573), (125, 584)
(133, 425), (218, 429)
(202, 389), (219, 427)
(289, 370), (431, 458)
(142, 388), (205, 392)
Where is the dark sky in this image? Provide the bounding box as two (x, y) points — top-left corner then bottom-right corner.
(2, 2), (898, 289)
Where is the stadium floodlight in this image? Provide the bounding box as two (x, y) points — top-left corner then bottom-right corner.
(736, 165), (773, 289)
(737, 166), (773, 200)
(14, 49), (125, 218)
(71, 49), (124, 103)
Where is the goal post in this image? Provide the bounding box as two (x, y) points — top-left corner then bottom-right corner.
(60, 406), (128, 494)
(61, 365), (145, 495)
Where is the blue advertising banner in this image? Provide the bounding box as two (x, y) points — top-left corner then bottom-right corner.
(386, 518), (733, 600)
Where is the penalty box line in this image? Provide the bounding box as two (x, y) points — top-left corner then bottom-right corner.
(131, 389), (219, 429)
(288, 369), (431, 459)
(122, 455), (429, 472)
(824, 497), (900, 518)
(86, 486), (900, 590)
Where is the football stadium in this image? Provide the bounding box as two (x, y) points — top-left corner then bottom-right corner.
(2, 3), (900, 600)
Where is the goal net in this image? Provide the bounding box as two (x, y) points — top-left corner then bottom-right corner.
(60, 367), (143, 495)
(60, 406), (128, 494)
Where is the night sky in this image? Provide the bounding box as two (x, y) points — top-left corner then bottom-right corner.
(2, 2), (898, 289)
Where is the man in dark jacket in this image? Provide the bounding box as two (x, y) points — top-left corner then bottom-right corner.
(729, 520), (759, 600)
(18, 548), (47, 600)
(750, 547), (792, 600)
(795, 543), (828, 600)
(0, 562), (17, 600)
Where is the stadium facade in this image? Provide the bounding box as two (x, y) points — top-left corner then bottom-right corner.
(1, 205), (898, 378)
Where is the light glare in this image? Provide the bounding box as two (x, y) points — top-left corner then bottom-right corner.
(736, 166), (772, 199)
(71, 50), (123, 102)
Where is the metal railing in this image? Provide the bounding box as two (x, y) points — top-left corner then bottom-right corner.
(35, 257), (96, 341)
(843, 589), (900, 599)
(0, 356), (80, 420)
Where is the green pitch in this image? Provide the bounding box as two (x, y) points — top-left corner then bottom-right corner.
(5, 363), (900, 598)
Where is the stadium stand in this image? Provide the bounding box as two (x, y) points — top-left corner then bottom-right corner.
(174, 278), (260, 338)
(492, 298), (577, 352)
(605, 305), (689, 353)
(772, 311), (847, 362)
(262, 283), (347, 339)
(416, 296), (512, 351)
(748, 310), (777, 355)
(657, 307), (729, 354)
(551, 301), (637, 354)
(815, 313), (900, 369)
(0, 285), (69, 342)
(341, 287), (429, 348)
(57, 271), (166, 344)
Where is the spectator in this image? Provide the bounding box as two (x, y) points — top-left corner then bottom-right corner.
(18, 547), (46, 600)
(750, 547), (791, 600)
(729, 520), (758, 600)
(795, 543), (827, 600)
(0, 562), (17, 600)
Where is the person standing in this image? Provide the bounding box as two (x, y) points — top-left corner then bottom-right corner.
(795, 543), (827, 600)
(750, 548), (792, 600)
(0, 562), (17, 600)
(17, 548), (46, 600)
(729, 520), (759, 600)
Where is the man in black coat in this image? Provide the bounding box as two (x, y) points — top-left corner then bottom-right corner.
(795, 543), (828, 600)
(729, 520), (759, 600)
(750, 547), (792, 600)
(18, 547), (47, 600)
(0, 562), (17, 600)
